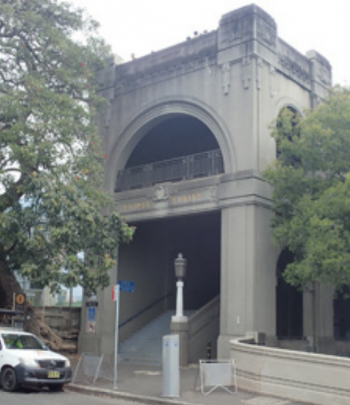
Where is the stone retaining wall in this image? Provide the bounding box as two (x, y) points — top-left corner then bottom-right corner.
(35, 306), (81, 352)
(231, 336), (350, 405)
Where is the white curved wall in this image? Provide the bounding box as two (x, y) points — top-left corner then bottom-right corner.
(231, 337), (350, 405)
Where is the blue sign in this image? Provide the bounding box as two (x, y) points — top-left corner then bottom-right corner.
(118, 280), (135, 293)
(88, 307), (96, 321)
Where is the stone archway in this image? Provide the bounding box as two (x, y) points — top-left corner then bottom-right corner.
(111, 111), (224, 359)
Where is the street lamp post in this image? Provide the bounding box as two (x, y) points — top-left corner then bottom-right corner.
(172, 253), (187, 322)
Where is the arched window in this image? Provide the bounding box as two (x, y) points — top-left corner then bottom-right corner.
(276, 106), (302, 160)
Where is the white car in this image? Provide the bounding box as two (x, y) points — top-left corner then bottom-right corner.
(0, 328), (72, 392)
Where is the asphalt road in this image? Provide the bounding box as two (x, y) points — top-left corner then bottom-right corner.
(0, 388), (139, 405)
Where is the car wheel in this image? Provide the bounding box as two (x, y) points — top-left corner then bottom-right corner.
(1, 367), (19, 392)
(48, 383), (64, 392)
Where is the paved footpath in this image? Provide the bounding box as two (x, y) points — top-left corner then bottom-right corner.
(0, 389), (144, 405)
(66, 360), (310, 405)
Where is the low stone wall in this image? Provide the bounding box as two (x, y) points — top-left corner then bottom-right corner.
(188, 296), (220, 363)
(231, 336), (350, 405)
(35, 306), (81, 352)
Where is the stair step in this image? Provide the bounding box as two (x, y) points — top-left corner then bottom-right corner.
(119, 311), (173, 365)
(118, 310), (196, 366)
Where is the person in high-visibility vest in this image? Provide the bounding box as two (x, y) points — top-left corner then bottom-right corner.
(5, 336), (23, 349)
(15, 338), (23, 349)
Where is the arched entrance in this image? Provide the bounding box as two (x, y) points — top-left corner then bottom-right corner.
(118, 212), (221, 312)
(276, 249), (303, 339)
(116, 114), (223, 360)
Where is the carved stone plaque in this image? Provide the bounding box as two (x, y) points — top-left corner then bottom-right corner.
(153, 185), (169, 202)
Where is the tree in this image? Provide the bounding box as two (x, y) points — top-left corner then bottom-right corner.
(0, 0), (133, 346)
(264, 87), (350, 292)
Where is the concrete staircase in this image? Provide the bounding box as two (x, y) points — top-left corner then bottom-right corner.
(118, 310), (193, 366)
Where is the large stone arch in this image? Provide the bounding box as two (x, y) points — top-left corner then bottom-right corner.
(105, 98), (236, 193)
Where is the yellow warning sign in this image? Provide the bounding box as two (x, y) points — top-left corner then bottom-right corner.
(15, 293), (26, 306)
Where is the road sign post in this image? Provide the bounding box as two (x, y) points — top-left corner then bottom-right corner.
(14, 292), (26, 312)
(112, 281), (134, 389)
(113, 284), (120, 389)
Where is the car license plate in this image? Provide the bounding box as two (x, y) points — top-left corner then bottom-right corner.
(48, 371), (60, 378)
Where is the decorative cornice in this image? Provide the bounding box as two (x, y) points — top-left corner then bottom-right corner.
(277, 38), (312, 86)
(113, 32), (217, 95)
(95, 6), (330, 97)
(115, 54), (217, 95)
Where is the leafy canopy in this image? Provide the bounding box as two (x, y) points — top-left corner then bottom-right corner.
(264, 87), (350, 291)
(0, 0), (133, 294)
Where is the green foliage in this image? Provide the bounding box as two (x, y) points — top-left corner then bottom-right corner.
(0, 0), (133, 294)
(264, 87), (350, 290)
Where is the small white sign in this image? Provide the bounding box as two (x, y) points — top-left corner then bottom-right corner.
(87, 321), (96, 334)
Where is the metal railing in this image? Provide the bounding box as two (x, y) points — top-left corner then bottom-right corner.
(115, 149), (224, 192)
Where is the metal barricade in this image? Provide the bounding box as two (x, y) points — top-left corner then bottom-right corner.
(72, 353), (104, 386)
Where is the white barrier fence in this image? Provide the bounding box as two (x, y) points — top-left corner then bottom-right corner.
(199, 359), (237, 395)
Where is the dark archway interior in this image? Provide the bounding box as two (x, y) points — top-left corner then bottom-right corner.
(276, 249), (303, 339)
(126, 115), (220, 167)
(118, 211), (221, 325)
(334, 287), (350, 340)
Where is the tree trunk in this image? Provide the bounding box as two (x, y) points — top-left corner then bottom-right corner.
(0, 265), (62, 351)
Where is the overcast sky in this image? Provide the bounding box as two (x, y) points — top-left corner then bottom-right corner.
(67, 0), (350, 86)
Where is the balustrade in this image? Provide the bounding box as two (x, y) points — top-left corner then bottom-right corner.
(115, 149), (223, 192)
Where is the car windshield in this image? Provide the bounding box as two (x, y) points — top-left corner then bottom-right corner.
(2, 333), (48, 350)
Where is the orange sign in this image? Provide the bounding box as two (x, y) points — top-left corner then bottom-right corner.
(16, 293), (26, 305)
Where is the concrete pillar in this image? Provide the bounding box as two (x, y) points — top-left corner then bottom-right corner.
(316, 283), (335, 354)
(303, 283), (335, 354)
(218, 202), (277, 358)
(307, 50), (332, 109)
(303, 286), (314, 351)
(171, 320), (189, 366)
(78, 264), (117, 357)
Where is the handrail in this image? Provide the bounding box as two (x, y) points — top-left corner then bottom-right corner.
(188, 295), (220, 337)
(188, 295), (219, 323)
(186, 295), (220, 363)
(119, 292), (172, 329)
